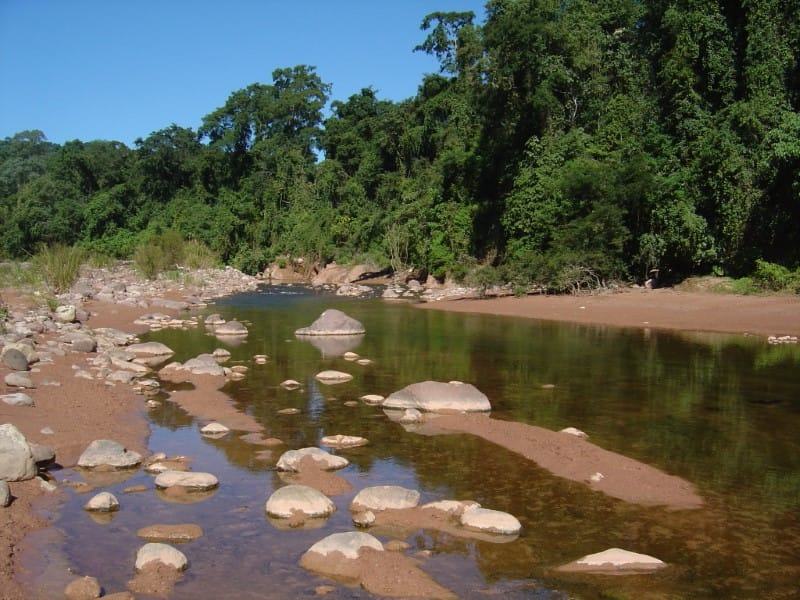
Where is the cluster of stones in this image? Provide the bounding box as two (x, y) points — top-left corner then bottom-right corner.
(768, 334), (798, 345)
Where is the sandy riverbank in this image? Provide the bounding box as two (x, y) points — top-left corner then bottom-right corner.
(417, 288), (800, 337)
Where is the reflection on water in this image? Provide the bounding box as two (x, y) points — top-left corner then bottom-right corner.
(43, 285), (800, 599)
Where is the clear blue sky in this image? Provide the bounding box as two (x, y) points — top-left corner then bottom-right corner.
(0, 1), (485, 145)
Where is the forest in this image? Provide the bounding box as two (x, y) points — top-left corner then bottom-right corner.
(1, 0), (799, 291)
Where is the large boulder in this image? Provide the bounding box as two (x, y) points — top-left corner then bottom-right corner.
(383, 381), (491, 413)
(301, 531), (383, 562)
(557, 548), (666, 574)
(295, 309), (365, 336)
(265, 485), (336, 519)
(77, 440), (142, 470)
(135, 543), (188, 571)
(351, 485), (420, 512)
(0, 424), (36, 481)
(276, 447), (349, 472)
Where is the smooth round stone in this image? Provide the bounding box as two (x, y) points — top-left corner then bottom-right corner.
(64, 576), (101, 599)
(276, 447), (349, 472)
(360, 394), (384, 405)
(135, 543), (188, 571)
(215, 320), (248, 336)
(137, 524), (204, 543)
(560, 426), (588, 438)
(127, 342), (174, 356)
(353, 510), (375, 528)
(154, 471), (219, 491)
(4, 372), (34, 388)
(351, 485), (420, 512)
(320, 435), (368, 449)
(266, 484), (336, 519)
(343, 352), (359, 361)
(84, 492), (120, 512)
(384, 380), (491, 412)
(459, 506), (521, 535)
(295, 309), (365, 336)
(200, 422), (230, 436)
(1, 393), (35, 407)
(2, 348), (29, 371)
(302, 532), (383, 560)
(0, 423), (36, 482)
(356, 359), (372, 366)
(30, 443), (55, 466)
(77, 440), (142, 470)
(280, 379), (301, 390)
(277, 408), (301, 415)
(557, 548), (666, 574)
(315, 370), (353, 384)
(212, 348), (232, 359)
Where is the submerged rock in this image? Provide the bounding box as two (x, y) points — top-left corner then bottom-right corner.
(557, 548), (666, 574)
(276, 447), (349, 472)
(384, 381), (491, 413)
(77, 440), (142, 470)
(64, 576), (101, 599)
(320, 435), (368, 448)
(214, 320), (248, 336)
(135, 543), (188, 571)
(459, 506), (521, 535)
(351, 485), (420, 512)
(137, 524), (204, 543)
(265, 484), (336, 519)
(295, 309), (365, 336)
(0, 424), (36, 482)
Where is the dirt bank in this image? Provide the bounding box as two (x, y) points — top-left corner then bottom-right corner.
(418, 414), (703, 510)
(418, 288), (800, 337)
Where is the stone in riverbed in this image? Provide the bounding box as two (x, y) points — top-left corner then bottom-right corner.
(295, 309), (365, 336)
(61, 332), (97, 353)
(360, 394), (384, 405)
(135, 543), (188, 571)
(384, 381), (491, 413)
(265, 484), (336, 519)
(280, 379), (301, 390)
(214, 320), (248, 336)
(200, 422), (230, 436)
(315, 370), (353, 384)
(557, 548), (666, 574)
(55, 305), (77, 323)
(1, 348), (29, 371)
(84, 492), (120, 512)
(154, 470), (219, 491)
(4, 372), (35, 388)
(137, 524), (204, 543)
(560, 426), (588, 439)
(180, 354), (226, 376)
(353, 510), (376, 528)
(0, 480), (10, 506)
(0, 423), (36, 482)
(276, 447), (349, 472)
(459, 506), (521, 535)
(301, 531), (383, 562)
(320, 435), (368, 449)
(127, 342), (174, 356)
(30, 443), (55, 467)
(351, 485), (420, 512)
(1, 393), (34, 407)
(399, 408), (423, 424)
(64, 576), (101, 599)
(77, 440), (142, 470)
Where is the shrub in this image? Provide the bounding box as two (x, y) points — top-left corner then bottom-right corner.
(134, 243), (166, 280)
(182, 240), (218, 269)
(33, 244), (85, 293)
(752, 260), (799, 292)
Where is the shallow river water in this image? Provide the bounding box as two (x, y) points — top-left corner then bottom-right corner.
(37, 286), (800, 598)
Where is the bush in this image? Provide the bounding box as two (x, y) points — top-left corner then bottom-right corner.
(133, 243), (165, 280)
(182, 240), (218, 269)
(33, 244), (84, 293)
(752, 260), (800, 292)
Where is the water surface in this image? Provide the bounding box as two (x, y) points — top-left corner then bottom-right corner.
(47, 286), (800, 598)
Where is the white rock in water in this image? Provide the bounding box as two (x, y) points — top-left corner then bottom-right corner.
(558, 548), (666, 574)
(384, 381), (491, 413)
(0, 424), (36, 482)
(353, 510), (376, 528)
(154, 471), (219, 491)
(560, 427), (588, 438)
(320, 435), (368, 448)
(360, 394), (384, 405)
(280, 379), (301, 390)
(276, 447), (349, 472)
(181, 354), (226, 376)
(422, 500), (480, 516)
(315, 370), (353, 384)
(302, 532), (383, 560)
(127, 342), (174, 356)
(351, 485), (420, 512)
(295, 309), (365, 336)
(84, 491), (120, 512)
(77, 440), (142, 470)
(135, 543), (188, 571)
(1, 393), (35, 407)
(399, 408), (423, 424)
(200, 422), (230, 436)
(265, 484), (336, 518)
(215, 320), (248, 336)
(343, 352), (359, 361)
(460, 506), (521, 535)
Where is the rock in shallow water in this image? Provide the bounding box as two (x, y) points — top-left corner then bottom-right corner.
(200, 422), (230, 436)
(315, 370), (353, 384)
(384, 381), (491, 413)
(154, 470), (219, 491)
(295, 309), (365, 336)
(265, 484), (336, 519)
(84, 492), (120, 512)
(276, 447), (349, 472)
(64, 575), (101, 599)
(302, 531), (383, 561)
(135, 543), (188, 571)
(214, 320), (248, 336)
(459, 506), (521, 535)
(557, 547), (666, 574)
(77, 440), (142, 470)
(351, 485), (420, 512)
(320, 434), (368, 448)
(137, 523), (204, 543)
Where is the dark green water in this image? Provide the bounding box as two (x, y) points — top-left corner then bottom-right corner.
(46, 286), (800, 598)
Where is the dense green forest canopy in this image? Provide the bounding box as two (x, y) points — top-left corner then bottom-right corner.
(2, 0), (799, 287)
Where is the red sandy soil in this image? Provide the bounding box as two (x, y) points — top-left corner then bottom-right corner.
(420, 414), (703, 510)
(1, 296), (153, 599)
(418, 288), (800, 337)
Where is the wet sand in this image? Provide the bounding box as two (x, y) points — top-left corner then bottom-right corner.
(418, 289), (800, 337)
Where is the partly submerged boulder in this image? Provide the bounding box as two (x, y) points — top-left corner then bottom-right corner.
(301, 531), (383, 562)
(295, 309), (365, 336)
(383, 381), (490, 413)
(214, 320), (248, 336)
(276, 447), (349, 472)
(351, 485), (420, 512)
(557, 548), (666, 574)
(459, 506), (521, 535)
(265, 484), (336, 519)
(77, 440), (142, 470)
(135, 543), (188, 571)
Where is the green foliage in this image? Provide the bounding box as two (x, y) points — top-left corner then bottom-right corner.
(1, 2), (799, 290)
(33, 244), (84, 293)
(752, 260), (800, 292)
